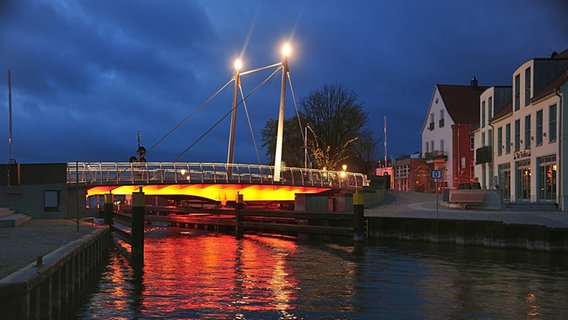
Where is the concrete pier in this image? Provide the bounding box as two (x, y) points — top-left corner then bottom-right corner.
(0, 221), (110, 319)
(365, 191), (568, 251)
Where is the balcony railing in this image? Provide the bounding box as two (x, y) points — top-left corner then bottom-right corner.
(66, 162), (369, 191)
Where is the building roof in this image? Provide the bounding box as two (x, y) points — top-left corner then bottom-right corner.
(532, 68), (568, 102)
(551, 48), (568, 59)
(437, 83), (488, 124)
(491, 100), (512, 122)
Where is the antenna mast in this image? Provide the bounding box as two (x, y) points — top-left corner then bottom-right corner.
(8, 69), (16, 164)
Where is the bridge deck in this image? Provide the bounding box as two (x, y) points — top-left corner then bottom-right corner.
(67, 162), (368, 190)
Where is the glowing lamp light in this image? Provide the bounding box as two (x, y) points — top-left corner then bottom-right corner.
(282, 43), (291, 57)
(234, 59), (243, 71)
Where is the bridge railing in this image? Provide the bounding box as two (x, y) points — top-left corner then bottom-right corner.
(66, 162), (369, 190)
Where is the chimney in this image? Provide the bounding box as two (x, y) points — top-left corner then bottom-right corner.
(470, 76), (478, 88)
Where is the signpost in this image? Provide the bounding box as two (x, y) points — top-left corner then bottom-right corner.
(431, 169), (442, 217)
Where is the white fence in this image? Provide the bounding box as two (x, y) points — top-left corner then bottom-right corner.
(67, 162), (368, 190)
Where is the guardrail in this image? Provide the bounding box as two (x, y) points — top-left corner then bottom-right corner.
(67, 162), (368, 190)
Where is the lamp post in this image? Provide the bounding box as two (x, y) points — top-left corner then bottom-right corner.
(274, 44), (290, 182)
(227, 59), (242, 166)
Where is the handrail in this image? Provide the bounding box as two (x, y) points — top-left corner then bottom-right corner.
(67, 162), (368, 190)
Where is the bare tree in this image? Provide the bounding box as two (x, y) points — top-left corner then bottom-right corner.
(301, 83), (368, 170)
(261, 83), (373, 172)
(261, 118), (305, 167)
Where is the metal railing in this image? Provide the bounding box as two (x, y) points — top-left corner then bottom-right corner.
(67, 162), (369, 190)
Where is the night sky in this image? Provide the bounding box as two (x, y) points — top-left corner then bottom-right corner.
(1, 1), (567, 165)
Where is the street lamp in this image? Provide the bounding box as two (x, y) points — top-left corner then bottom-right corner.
(274, 43), (291, 182)
(227, 58), (242, 167)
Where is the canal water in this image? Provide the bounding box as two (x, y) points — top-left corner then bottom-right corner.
(77, 227), (568, 319)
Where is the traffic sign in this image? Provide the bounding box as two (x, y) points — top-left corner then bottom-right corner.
(431, 169), (442, 179)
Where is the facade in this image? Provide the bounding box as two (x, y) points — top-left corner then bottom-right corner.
(393, 157), (433, 192)
(474, 49), (568, 210)
(473, 86), (512, 189)
(421, 79), (487, 189)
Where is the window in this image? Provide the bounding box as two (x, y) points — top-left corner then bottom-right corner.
(429, 113), (435, 130)
(536, 110), (543, 145)
(430, 140), (434, 153)
(488, 97), (493, 120)
(482, 132), (486, 147)
(44, 190), (60, 212)
(425, 142), (429, 153)
(525, 67), (531, 106)
(505, 124), (511, 154)
(514, 119), (521, 151)
(440, 139), (445, 153)
(488, 129), (493, 147)
(549, 104), (557, 142)
(481, 101), (486, 128)
(525, 115), (531, 149)
(439, 109), (445, 128)
(514, 74), (520, 111)
(497, 127), (503, 156)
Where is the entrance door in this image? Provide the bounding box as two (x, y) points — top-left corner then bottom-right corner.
(517, 167), (531, 200)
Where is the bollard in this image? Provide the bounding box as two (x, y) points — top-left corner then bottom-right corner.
(235, 192), (243, 238)
(131, 190), (145, 265)
(103, 193), (113, 226)
(353, 192), (365, 242)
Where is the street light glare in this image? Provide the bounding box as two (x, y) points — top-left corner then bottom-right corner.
(234, 59), (243, 71)
(282, 43), (291, 57)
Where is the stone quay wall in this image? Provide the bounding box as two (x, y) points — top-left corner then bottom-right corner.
(0, 227), (111, 319)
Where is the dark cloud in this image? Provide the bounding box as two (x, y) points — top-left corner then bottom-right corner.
(0, 1), (566, 164)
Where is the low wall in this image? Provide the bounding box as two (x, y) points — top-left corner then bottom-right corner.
(0, 228), (111, 319)
(367, 217), (568, 252)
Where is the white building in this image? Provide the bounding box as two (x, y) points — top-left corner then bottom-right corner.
(474, 49), (568, 210)
(421, 79), (486, 189)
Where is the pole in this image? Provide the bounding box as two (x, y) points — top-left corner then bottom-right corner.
(131, 189), (145, 265)
(227, 69), (240, 165)
(304, 126), (308, 169)
(436, 178), (439, 218)
(76, 161), (80, 232)
(384, 116), (387, 166)
(8, 69), (14, 163)
(353, 192), (365, 241)
(235, 191), (243, 238)
(104, 193), (113, 226)
(274, 55), (288, 182)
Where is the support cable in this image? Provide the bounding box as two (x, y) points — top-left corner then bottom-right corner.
(287, 72), (308, 149)
(174, 65), (282, 161)
(239, 83), (262, 164)
(148, 78), (234, 154)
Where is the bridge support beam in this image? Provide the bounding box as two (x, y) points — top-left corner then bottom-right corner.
(353, 192), (366, 242)
(131, 190), (145, 266)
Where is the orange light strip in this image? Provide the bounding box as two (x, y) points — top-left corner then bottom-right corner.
(86, 183), (330, 201)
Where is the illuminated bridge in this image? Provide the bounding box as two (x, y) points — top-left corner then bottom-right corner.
(67, 162), (368, 205)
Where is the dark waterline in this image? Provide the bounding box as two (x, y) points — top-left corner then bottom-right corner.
(77, 227), (568, 319)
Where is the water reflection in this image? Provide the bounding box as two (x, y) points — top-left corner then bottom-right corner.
(78, 230), (568, 319)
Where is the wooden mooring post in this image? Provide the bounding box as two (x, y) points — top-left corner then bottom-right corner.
(131, 190), (145, 265)
(353, 192), (365, 241)
(104, 193), (113, 226)
(235, 192), (243, 238)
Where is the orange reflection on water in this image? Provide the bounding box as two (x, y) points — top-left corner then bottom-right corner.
(135, 232), (299, 316)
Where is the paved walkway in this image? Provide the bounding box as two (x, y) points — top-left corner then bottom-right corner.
(0, 219), (99, 280)
(366, 191), (568, 228)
